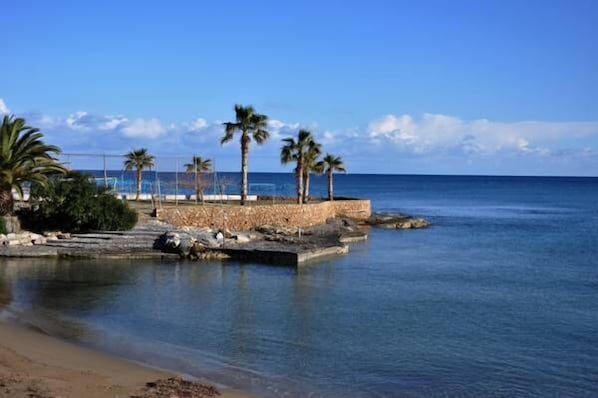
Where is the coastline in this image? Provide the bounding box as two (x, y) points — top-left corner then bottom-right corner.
(0, 320), (254, 398)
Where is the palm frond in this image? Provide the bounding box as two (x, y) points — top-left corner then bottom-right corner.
(0, 115), (67, 213)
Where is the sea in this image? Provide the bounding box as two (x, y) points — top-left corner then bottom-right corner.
(1, 173), (597, 397)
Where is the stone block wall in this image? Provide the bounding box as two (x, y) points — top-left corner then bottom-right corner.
(155, 199), (371, 230)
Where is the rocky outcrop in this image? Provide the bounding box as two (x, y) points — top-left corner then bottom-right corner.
(255, 225), (299, 236)
(365, 212), (431, 229)
(0, 232), (49, 247)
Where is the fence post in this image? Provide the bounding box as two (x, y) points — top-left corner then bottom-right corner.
(157, 161), (162, 209)
(103, 155), (108, 188)
(175, 157), (179, 207)
(194, 155), (198, 205)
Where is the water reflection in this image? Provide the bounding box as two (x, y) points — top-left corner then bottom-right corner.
(0, 264), (13, 310)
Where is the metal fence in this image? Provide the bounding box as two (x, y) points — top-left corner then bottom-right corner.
(51, 153), (321, 206)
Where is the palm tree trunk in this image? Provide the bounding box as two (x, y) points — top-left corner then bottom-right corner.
(328, 171), (333, 201)
(195, 170), (199, 201)
(240, 134), (249, 205)
(135, 169), (141, 201)
(303, 171), (310, 203)
(0, 188), (14, 216)
(297, 159), (304, 205)
(198, 171), (204, 205)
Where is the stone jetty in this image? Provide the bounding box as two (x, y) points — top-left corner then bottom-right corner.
(0, 211), (429, 266)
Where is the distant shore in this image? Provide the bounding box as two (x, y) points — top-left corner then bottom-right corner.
(0, 320), (253, 398)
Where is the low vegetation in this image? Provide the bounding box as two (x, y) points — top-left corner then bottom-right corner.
(20, 172), (138, 232)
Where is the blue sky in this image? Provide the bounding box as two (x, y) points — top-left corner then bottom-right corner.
(1, 0), (598, 175)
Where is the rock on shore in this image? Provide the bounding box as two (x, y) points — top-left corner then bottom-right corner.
(365, 212), (430, 229)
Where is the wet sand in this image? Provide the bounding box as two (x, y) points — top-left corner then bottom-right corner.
(0, 321), (254, 398)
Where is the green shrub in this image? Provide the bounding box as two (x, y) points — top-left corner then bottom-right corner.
(20, 171), (138, 232)
(0, 217), (6, 235)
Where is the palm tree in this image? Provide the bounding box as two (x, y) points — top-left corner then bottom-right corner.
(123, 148), (154, 201)
(221, 105), (269, 205)
(0, 115), (66, 215)
(184, 156), (212, 202)
(321, 154), (346, 201)
(281, 129), (318, 204)
(301, 140), (322, 203)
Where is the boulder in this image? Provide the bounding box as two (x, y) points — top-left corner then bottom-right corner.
(32, 237), (47, 245)
(18, 237), (33, 245)
(255, 225), (298, 236)
(377, 223), (398, 229)
(366, 212), (430, 230)
(396, 221), (412, 229)
(188, 242), (208, 259)
(233, 233), (254, 243)
(411, 218), (430, 228)
(162, 232), (181, 249)
(177, 236), (197, 258)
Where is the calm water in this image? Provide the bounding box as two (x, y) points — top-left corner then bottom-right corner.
(2, 174), (598, 397)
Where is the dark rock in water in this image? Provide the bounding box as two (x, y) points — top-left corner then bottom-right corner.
(365, 212), (430, 229)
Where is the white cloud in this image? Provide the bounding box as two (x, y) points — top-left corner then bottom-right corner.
(121, 118), (167, 138)
(368, 113), (598, 156)
(267, 119), (302, 140)
(3, 98), (598, 174)
(65, 111), (128, 132)
(187, 118), (208, 131)
(101, 115), (128, 130)
(0, 99), (10, 114)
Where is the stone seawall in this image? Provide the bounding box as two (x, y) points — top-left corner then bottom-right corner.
(155, 199), (371, 230)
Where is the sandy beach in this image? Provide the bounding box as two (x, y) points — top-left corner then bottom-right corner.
(0, 321), (253, 398)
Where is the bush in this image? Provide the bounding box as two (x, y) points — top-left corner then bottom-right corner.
(0, 217), (6, 235)
(20, 172), (138, 232)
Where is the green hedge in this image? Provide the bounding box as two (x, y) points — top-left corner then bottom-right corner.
(20, 172), (137, 232)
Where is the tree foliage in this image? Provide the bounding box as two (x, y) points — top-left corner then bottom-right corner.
(21, 172), (138, 232)
(281, 129), (319, 204)
(321, 153), (346, 201)
(221, 104), (269, 204)
(0, 115), (66, 215)
(123, 148), (154, 200)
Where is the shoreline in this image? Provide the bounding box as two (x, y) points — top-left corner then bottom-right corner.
(0, 319), (254, 398)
